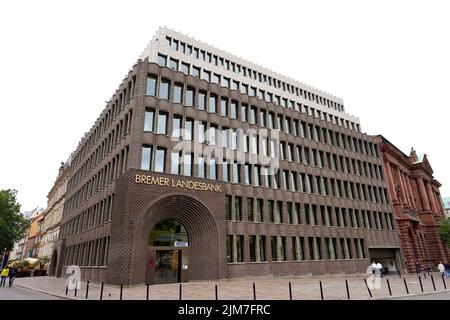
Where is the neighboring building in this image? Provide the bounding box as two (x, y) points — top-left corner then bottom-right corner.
(22, 208), (45, 258)
(54, 27), (402, 286)
(375, 135), (450, 272)
(40, 162), (70, 274)
(443, 197), (450, 218)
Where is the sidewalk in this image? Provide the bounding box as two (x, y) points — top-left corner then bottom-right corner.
(14, 273), (450, 300)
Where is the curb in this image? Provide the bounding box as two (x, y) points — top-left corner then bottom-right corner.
(14, 284), (74, 300)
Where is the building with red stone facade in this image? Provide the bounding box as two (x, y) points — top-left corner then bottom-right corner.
(375, 135), (450, 272)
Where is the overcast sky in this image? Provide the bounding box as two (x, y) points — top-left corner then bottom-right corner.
(1, 0), (449, 211)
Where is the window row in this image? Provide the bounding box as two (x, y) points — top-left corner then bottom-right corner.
(68, 110), (133, 192)
(139, 145), (389, 204)
(226, 235), (367, 263)
(65, 145), (128, 213)
(225, 196), (395, 230)
(63, 237), (110, 267)
(72, 75), (136, 170)
(163, 37), (345, 113)
(145, 76), (376, 156)
(61, 194), (114, 239)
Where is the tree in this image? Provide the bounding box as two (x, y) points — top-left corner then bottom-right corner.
(0, 189), (29, 252)
(439, 217), (450, 247)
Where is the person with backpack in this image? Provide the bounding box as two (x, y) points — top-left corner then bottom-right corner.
(1, 266), (10, 287)
(8, 267), (16, 287)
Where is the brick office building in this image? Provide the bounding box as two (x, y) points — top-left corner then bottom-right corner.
(375, 135), (450, 272)
(53, 28), (402, 285)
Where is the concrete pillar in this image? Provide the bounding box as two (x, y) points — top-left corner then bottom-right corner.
(417, 178), (431, 211)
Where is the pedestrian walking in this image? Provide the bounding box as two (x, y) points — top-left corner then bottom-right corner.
(415, 261), (421, 274)
(444, 262), (450, 278)
(438, 262), (445, 276)
(371, 261), (377, 274)
(376, 262), (383, 277)
(1, 266), (10, 287)
(8, 268), (16, 287)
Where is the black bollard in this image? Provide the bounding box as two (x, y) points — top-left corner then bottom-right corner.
(289, 282), (292, 300)
(253, 283), (256, 300)
(345, 280), (350, 300)
(85, 281), (90, 299)
(363, 278), (372, 298)
(74, 286), (77, 297)
(430, 275), (436, 291)
(179, 283), (182, 300)
(65, 285), (68, 295)
(120, 284), (123, 300)
(319, 281), (324, 300)
(418, 275), (424, 292)
(423, 272), (426, 279)
(100, 282), (104, 300)
(215, 284), (218, 300)
(146, 283), (149, 301)
(386, 278), (392, 296)
(403, 278), (409, 294)
(442, 274), (447, 290)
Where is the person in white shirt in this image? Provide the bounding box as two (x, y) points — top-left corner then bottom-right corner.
(376, 262), (383, 276)
(438, 262), (445, 276)
(371, 261), (377, 274)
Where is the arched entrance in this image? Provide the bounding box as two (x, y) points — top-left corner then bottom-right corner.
(48, 250), (58, 276)
(130, 193), (222, 285)
(147, 219), (189, 284)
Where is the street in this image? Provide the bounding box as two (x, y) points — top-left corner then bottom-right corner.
(0, 285), (62, 300)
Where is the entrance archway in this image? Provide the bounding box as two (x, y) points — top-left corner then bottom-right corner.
(133, 194), (222, 285)
(148, 219), (189, 284)
(48, 250), (58, 276)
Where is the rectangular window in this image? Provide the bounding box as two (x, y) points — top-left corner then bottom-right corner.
(256, 199), (264, 222)
(259, 236), (267, 261)
(226, 235), (233, 262)
(225, 195), (232, 220)
(172, 115), (182, 139)
(209, 95), (217, 113)
(173, 83), (183, 103)
(144, 109), (155, 132)
(230, 101), (237, 119)
(221, 98), (228, 117)
(159, 79), (170, 100)
(209, 158), (217, 180)
(140, 145), (152, 170)
(249, 235), (256, 262)
(198, 157), (206, 178)
(183, 153), (192, 177)
(157, 112), (167, 134)
(236, 235), (244, 262)
(186, 87), (194, 107)
(234, 196), (242, 221)
(154, 147), (166, 173)
(146, 75), (157, 96)
(198, 91), (206, 110)
(247, 198), (254, 222)
(157, 54), (167, 66)
(184, 119), (193, 140)
(171, 151), (181, 174)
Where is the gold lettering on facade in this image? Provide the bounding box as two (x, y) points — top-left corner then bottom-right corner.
(134, 174), (222, 192)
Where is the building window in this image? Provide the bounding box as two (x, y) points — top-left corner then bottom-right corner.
(157, 54), (167, 67)
(182, 153), (192, 177)
(236, 235), (244, 262)
(256, 199), (264, 222)
(249, 235), (256, 262)
(154, 147), (166, 173)
(209, 158), (217, 180)
(172, 115), (182, 139)
(157, 112), (167, 134)
(173, 83), (183, 104)
(159, 79), (170, 100)
(234, 196), (242, 221)
(226, 195), (232, 220)
(140, 145), (152, 170)
(171, 151), (181, 175)
(184, 119), (193, 140)
(198, 91), (206, 110)
(144, 109), (155, 132)
(185, 87), (194, 107)
(146, 75), (157, 96)
(230, 101), (237, 119)
(209, 94), (217, 113)
(247, 198), (254, 222)
(226, 235), (233, 263)
(221, 98), (228, 117)
(259, 236), (267, 261)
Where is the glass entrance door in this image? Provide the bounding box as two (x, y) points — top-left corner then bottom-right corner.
(154, 250), (180, 284)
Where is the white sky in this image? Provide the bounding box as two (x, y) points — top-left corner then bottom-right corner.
(1, 0), (449, 211)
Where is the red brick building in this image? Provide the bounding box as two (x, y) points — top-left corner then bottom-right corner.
(376, 135), (450, 272)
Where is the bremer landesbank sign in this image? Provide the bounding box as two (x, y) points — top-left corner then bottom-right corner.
(135, 174), (222, 192)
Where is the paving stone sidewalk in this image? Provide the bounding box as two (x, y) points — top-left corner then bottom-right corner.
(14, 272), (450, 300)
